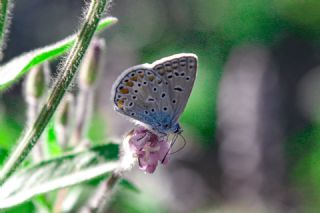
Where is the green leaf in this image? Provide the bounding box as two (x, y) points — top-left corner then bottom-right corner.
(0, 143), (120, 209)
(45, 121), (62, 158)
(119, 179), (140, 193)
(0, 17), (117, 91)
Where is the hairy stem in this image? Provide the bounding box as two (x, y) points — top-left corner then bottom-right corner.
(0, 0), (108, 186)
(0, 0), (12, 59)
(80, 173), (120, 213)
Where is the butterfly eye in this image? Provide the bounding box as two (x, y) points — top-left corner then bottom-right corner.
(143, 81), (147, 85)
(129, 102), (134, 107)
(172, 99), (176, 104)
(144, 111), (149, 115)
(168, 75), (173, 79)
(131, 112), (135, 116)
(180, 72), (185, 76)
(153, 87), (157, 92)
(151, 108), (155, 112)
(163, 107), (168, 111)
(161, 93), (166, 98)
(134, 90), (138, 93)
(186, 76), (190, 81)
(132, 96), (137, 100)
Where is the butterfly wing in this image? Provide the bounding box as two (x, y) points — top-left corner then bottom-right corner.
(112, 64), (174, 133)
(112, 53), (197, 134)
(152, 53), (198, 124)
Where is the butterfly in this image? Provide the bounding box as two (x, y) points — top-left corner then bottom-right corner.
(112, 53), (198, 135)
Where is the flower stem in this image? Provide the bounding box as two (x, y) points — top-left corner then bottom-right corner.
(0, 0), (108, 186)
(80, 173), (120, 213)
(0, 0), (12, 59)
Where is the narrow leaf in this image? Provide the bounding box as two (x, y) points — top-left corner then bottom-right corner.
(46, 121), (62, 158)
(0, 143), (120, 209)
(119, 179), (140, 193)
(0, 17), (117, 90)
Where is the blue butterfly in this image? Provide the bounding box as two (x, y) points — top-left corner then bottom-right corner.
(112, 53), (198, 135)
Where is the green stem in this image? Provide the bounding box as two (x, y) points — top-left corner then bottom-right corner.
(0, 0), (108, 186)
(0, 0), (11, 59)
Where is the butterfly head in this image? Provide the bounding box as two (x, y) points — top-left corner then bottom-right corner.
(173, 123), (183, 134)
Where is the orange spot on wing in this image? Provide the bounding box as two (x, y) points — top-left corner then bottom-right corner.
(117, 99), (124, 109)
(148, 76), (155, 81)
(130, 76), (138, 81)
(120, 87), (129, 94)
(125, 81), (134, 87)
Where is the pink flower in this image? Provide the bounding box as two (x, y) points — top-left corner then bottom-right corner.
(127, 126), (170, 173)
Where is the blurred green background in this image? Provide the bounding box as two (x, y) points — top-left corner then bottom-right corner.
(1, 0), (320, 212)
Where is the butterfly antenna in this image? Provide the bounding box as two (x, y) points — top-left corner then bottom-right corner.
(161, 133), (186, 163)
(161, 134), (176, 164)
(170, 133), (186, 155)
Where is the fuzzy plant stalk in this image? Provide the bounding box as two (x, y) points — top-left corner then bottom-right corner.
(71, 37), (105, 147)
(24, 63), (50, 162)
(0, 0), (12, 60)
(80, 173), (120, 213)
(0, 0), (109, 186)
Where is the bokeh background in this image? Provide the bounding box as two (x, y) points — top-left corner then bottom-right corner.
(1, 0), (320, 212)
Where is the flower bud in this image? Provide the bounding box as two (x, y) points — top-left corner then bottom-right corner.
(79, 38), (105, 88)
(25, 62), (49, 100)
(55, 93), (74, 148)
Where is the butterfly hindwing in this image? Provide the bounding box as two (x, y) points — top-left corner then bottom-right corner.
(152, 53), (198, 123)
(113, 65), (173, 131)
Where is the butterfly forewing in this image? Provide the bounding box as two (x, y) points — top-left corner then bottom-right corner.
(112, 53), (197, 134)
